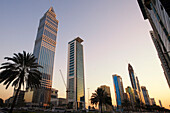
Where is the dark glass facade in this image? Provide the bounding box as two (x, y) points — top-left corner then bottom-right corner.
(31, 7), (58, 105)
(67, 37), (85, 110)
(128, 64), (139, 99)
(137, 0), (170, 88)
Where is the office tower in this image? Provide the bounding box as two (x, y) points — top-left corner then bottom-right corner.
(150, 98), (156, 105)
(137, 0), (170, 87)
(100, 85), (111, 97)
(136, 76), (145, 104)
(123, 93), (130, 102)
(159, 100), (163, 107)
(100, 85), (112, 111)
(24, 7), (58, 105)
(112, 74), (124, 108)
(67, 37), (85, 110)
(125, 86), (136, 109)
(141, 86), (151, 105)
(128, 64), (139, 99)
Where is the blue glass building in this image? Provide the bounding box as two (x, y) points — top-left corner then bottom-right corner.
(112, 74), (124, 108)
(25, 7), (58, 105)
(67, 37), (85, 110)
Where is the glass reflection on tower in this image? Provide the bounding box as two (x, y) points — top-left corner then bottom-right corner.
(26, 7), (58, 105)
(67, 37), (85, 110)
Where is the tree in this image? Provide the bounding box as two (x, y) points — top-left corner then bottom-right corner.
(90, 88), (112, 113)
(0, 51), (42, 113)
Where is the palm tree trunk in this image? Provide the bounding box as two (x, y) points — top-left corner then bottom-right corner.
(100, 103), (102, 113)
(9, 82), (22, 113)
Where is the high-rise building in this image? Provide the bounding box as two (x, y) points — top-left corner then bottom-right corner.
(159, 100), (163, 107)
(150, 98), (156, 105)
(141, 86), (151, 105)
(128, 64), (139, 99)
(137, 0), (170, 87)
(24, 7), (58, 105)
(100, 85), (111, 97)
(136, 76), (145, 104)
(112, 74), (124, 108)
(125, 86), (136, 109)
(67, 37), (85, 110)
(100, 85), (112, 111)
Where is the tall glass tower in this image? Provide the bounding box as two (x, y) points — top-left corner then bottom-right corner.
(112, 74), (124, 108)
(67, 37), (85, 110)
(27, 7), (58, 105)
(128, 64), (139, 100)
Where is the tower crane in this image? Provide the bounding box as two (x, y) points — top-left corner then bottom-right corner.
(59, 69), (69, 93)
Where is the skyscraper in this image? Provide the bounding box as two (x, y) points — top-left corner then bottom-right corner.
(100, 85), (112, 111)
(159, 100), (163, 107)
(100, 85), (111, 97)
(125, 86), (136, 109)
(128, 64), (139, 100)
(136, 76), (145, 104)
(112, 74), (124, 108)
(141, 86), (151, 105)
(67, 37), (85, 110)
(150, 98), (156, 105)
(137, 0), (170, 87)
(25, 7), (58, 105)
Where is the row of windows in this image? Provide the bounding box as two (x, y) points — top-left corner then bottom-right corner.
(70, 49), (74, 53)
(45, 24), (57, 33)
(44, 29), (56, 41)
(70, 44), (74, 48)
(69, 62), (74, 65)
(70, 47), (74, 51)
(70, 56), (74, 61)
(70, 52), (74, 56)
(150, 3), (170, 41)
(47, 16), (58, 25)
(69, 73), (74, 76)
(46, 18), (58, 28)
(68, 78), (74, 99)
(70, 42), (74, 46)
(69, 67), (74, 71)
(70, 59), (74, 63)
(69, 70), (74, 73)
(69, 64), (74, 68)
(69, 43), (75, 77)
(70, 54), (74, 58)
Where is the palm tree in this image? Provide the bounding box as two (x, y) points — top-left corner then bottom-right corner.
(90, 88), (112, 113)
(0, 51), (42, 113)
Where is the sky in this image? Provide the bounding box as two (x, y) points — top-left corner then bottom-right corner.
(0, 0), (170, 109)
